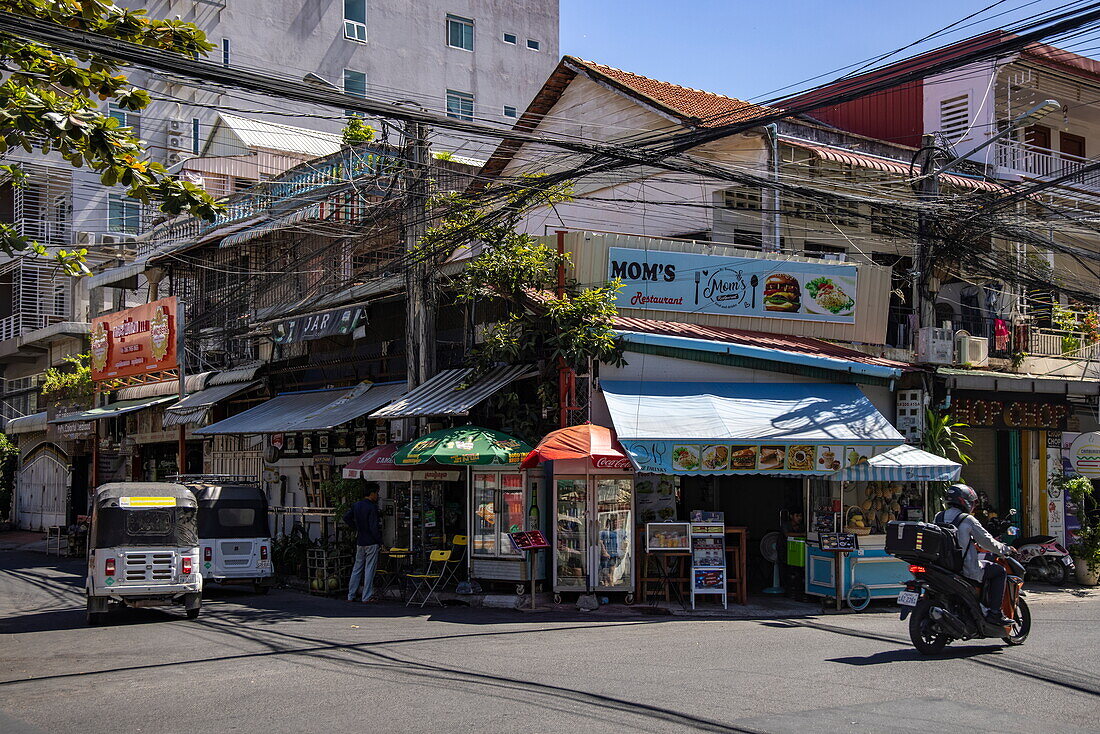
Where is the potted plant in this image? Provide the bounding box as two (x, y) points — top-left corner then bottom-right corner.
(1064, 475), (1099, 586)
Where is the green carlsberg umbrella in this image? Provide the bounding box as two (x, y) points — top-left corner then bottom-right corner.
(393, 426), (532, 466)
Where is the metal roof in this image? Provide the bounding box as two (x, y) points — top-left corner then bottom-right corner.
(195, 381), (407, 434)
(162, 380), (263, 428)
(5, 411), (47, 434)
(369, 365), (535, 419)
(216, 113), (343, 158)
(207, 362), (264, 386)
(116, 372), (214, 401)
(219, 202), (324, 248)
(49, 396), (177, 424)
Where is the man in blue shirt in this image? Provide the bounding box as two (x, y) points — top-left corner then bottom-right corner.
(344, 483), (383, 602)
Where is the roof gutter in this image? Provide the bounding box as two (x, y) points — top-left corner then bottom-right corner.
(615, 331), (903, 381)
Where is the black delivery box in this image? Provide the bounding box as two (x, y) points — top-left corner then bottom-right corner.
(884, 520), (963, 572)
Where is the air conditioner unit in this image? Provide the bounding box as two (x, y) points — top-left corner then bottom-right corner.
(167, 151), (186, 164)
(168, 119), (185, 133)
(167, 134), (185, 150)
(916, 326), (954, 365)
(955, 330), (990, 367)
(99, 234), (121, 245)
(75, 231), (95, 246)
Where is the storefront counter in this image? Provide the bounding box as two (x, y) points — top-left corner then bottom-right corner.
(805, 535), (909, 601)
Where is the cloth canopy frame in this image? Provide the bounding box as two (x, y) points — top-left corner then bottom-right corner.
(521, 423), (632, 470)
(342, 443), (462, 481)
(829, 444), (962, 483)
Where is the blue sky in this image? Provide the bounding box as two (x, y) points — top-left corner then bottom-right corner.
(560, 1), (1100, 103)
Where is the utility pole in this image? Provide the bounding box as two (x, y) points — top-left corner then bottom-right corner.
(915, 133), (940, 330)
(403, 119), (433, 417)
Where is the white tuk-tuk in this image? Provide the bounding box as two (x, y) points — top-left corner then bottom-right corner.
(86, 482), (202, 625)
(178, 476), (274, 592)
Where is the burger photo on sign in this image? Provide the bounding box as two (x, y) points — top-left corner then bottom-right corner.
(763, 273), (801, 313)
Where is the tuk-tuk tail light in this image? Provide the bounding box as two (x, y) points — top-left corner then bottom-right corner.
(182, 557), (193, 575)
(105, 558), (115, 576)
(203, 547), (212, 562)
(260, 545), (268, 561)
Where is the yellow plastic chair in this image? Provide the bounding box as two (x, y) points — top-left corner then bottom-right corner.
(440, 535), (468, 588)
(405, 550), (452, 607)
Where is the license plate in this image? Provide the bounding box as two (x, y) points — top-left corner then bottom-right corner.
(897, 590), (920, 607)
(1062, 556), (1074, 567)
(258, 560), (272, 571)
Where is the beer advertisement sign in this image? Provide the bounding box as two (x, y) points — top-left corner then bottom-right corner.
(89, 297), (179, 381)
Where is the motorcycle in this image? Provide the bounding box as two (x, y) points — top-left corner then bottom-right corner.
(987, 509), (1074, 585)
(896, 554), (1031, 655)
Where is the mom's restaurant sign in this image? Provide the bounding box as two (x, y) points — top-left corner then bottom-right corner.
(89, 297), (178, 381)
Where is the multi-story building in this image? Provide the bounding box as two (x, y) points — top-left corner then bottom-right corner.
(2, 0), (559, 527)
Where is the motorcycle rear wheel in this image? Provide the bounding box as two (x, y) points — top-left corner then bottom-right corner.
(1002, 597), (1031, 646)
(909, 598), (949, 655)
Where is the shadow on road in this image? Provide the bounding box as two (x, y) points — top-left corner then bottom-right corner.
(828, 645), (1003, 666)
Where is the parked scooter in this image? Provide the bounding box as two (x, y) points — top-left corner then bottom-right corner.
(987, 509), (1074, 585)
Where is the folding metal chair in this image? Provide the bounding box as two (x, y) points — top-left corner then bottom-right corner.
(440, 535), (467, 589)
(375, 547), (411, 600)
(405, 550), (451, 607)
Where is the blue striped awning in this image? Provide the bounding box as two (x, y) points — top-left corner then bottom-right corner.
(831, 444), (961, 482)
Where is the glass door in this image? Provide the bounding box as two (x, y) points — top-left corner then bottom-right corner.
(595, 478), (634, 590)
(472, 472), (498, 555)
(499, 473), (525, 556)
(555, 478), (588, 590)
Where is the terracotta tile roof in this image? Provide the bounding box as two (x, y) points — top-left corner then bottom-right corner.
(571, 58), (772, 128)
(613, 316), (914, 370)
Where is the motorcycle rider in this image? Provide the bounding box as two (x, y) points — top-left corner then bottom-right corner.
(937, 483), (1015, 627)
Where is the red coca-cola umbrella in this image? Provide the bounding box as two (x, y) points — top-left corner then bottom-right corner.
(521, 424), (633, 470)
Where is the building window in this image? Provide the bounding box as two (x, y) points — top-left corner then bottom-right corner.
(344, 0), (367, 42)
(191, 118), (201, 154)
(108, 195), (140, 234)
(503, 105), (517, 118)
(344, 69), (367, 116)
(526, 38), (540, 51)
(446, 89), (474, 121)
(503, 32), (517, 45)
(107, 103), (139, 136)
(939, 93), (969, 143)
(221, 38), (231, 67)
(803, 242), (847, 261)
(447, 14), (474, 50)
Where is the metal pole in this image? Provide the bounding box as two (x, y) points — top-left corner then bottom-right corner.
(764, 124), (781, 253)
(404, 118), (433, 394)
(176, 302), (187, 477)
(556, 230), (571, 429)
(916, 134), (940, 330)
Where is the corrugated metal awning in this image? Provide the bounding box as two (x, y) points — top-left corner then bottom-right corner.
(195, 381), (407, 434)
(207, 363), (263, 386)
(49, 396), (176, 424)
(162, 380), (262, 428)
(220, 203), (323, 248)
(783, 138), (1004, 193)
(5, 411), (47, 434)
(369, 365), (535, 419)
(115, 372), (213, 401)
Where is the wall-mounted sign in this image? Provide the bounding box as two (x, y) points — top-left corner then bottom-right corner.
(622, 440), (897, 475)
(952, 398), (1068, 430)
(89, 297), (178, 381)
(607, 247), (859, 324)
(271, 306), (366, 344)
(1069, 431), (1100, 479)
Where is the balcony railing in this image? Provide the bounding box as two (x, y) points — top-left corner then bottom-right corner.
(0, 313), (66, 342)
(994, 141), (1100, 189)
(13, 218), (71, 246)
(1028, 327), (1100, 359)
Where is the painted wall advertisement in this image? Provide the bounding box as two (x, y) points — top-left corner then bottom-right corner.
(607, 247), (858, 323)
(89, 297), (178, 381)
(1062, 431), (1100, 545)
(1046, 432), (1066, 544)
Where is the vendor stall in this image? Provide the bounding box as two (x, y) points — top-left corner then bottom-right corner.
(523, 424), (636, 601)
(804, 444), (962, 608)
(392, 426), (536, 584)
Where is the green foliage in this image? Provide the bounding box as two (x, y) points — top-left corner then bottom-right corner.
(272, 524), (316, 578)
(922, 409), (973, 464)
(1062, 475), (1099, 572)
(321, 477), (366, 524)
(433, 150), (455, 161)
(0, 0), (222, 274)
(40, 353), (92, 405)
(341, 117), (375, 146)
(0, 433), (19, 521)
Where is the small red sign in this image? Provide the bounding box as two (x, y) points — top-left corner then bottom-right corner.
(508, 530), (550, 552)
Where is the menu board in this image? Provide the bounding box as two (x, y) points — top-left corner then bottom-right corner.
(626, 442), (899, 476)
(689, 522), (727, 609)
(508, 530), (550, 551)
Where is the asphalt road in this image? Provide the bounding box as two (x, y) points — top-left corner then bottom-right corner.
(1, 549), (1098, 734)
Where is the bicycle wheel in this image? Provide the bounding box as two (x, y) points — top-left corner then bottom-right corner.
(847, 583), (871, 611)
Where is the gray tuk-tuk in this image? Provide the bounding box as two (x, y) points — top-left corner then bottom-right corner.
(85, 482), (202, 625)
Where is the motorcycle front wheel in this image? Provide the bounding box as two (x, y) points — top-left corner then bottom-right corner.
(909, 598), (950, 655)
(1002, 597), (1031, 646)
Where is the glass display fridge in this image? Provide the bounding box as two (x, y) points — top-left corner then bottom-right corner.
(470, 469), (545, 587)
(553, 475), (635, 600)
